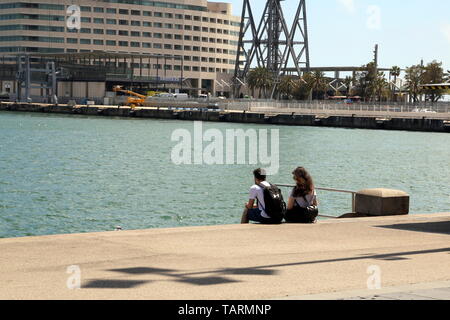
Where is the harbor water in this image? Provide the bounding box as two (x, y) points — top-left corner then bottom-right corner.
(0, 111), (449, 238)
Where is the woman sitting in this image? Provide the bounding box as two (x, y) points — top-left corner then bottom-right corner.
(286, 167), (319, 224)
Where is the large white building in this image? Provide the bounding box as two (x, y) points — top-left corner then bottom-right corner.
(0, 0), (242, 98)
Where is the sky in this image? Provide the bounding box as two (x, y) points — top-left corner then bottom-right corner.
(226, 0), (450, 72)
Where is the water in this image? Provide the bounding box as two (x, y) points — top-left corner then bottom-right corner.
(0, 112), (449, 238)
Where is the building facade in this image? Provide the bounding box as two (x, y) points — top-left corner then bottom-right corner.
(0, 0), (241, 97)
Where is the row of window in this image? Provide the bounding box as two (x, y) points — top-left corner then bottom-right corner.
(0, 3), (241, 26)
(0, 14), (240, 36)
(0, 1), (208, 13)
(0, 25), (239, 45)
(0, 35), (237, 56)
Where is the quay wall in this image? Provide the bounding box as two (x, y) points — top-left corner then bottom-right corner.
(1, 102), (449, 133)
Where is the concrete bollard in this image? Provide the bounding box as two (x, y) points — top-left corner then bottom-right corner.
(355, 188), (410, 217)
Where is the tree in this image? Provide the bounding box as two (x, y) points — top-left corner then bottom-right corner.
(373, 76), (389, 102)
(353, 62), (382, 101)
(421, 61), (445, 102)
(405, 64), (424, 103)
(246, 67), (273, 99)
(292, 75), (312, 100)
(343, 76), (354, 96)
(278, 76), (299, 100)
(310, 71), (327, 99)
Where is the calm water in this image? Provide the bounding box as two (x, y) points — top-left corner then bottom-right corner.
(0, 111), (449, 238)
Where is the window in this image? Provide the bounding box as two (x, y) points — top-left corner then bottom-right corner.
(119, 20), (129, 26)
(119, 9), (129, 15)
(106, 30), (116, 35)
(94, 29), (104, 34)
(94, 7), (104, 13)
(80, 39), (91, 44)
(106, 8), (116, 14)
(106, 19), (116, 25)
(106, 40), (116, 46)
(119, 41), (128, 47)
(118, 30), (129, 36)
(131, 10), (140, 16)
(93, 39), (104, 45)
(67, 38), (77, 44)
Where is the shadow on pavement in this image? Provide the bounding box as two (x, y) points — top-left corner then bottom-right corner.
(376, 221), (450, 235)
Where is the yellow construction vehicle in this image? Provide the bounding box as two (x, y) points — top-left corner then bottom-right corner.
(113, 85), (147, 108)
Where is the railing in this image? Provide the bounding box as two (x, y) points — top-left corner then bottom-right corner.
(222, 100), (450, 114)
(276, 184), (357, 219)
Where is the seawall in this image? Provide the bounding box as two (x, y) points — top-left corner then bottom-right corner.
(1, 102), (449, 133)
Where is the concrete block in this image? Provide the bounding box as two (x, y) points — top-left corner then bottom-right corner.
(356, 188), (409, 216)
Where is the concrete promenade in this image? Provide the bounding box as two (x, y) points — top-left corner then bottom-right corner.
(1, 213), (449, 300)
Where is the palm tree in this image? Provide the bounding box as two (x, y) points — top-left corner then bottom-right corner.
(308, 71), (327, 100)
(343, 76), (354, 96)
(246, 67), (273, 99)
(278, 76), (298, 100)
(390, 66), (401, 101)
(373, 76), (388, 102)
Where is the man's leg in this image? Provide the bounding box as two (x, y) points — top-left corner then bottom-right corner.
(241, 207), (249, 224)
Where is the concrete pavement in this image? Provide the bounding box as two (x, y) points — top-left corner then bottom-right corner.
(0, 213), (449, 300)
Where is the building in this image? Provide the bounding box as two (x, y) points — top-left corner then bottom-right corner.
(0, 0), (241, 99)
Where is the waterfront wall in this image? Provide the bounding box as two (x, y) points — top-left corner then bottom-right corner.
(1, 102), (449, 133)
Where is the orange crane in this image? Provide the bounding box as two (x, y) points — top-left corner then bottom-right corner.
(113, 85), (147, 108)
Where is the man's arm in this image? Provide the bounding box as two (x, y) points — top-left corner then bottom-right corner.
(246, 199), (256, 210)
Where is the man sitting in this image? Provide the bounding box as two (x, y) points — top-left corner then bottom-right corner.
(241, 168), (283, 224)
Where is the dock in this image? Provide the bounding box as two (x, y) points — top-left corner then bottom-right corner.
(1, 102), (450, 133)
(1, 213), (449, 300)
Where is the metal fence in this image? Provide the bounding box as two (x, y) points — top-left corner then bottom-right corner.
(222, 100), (450, 114)
(276, 184), (357, 219)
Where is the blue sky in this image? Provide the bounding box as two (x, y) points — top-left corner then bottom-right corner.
(226, 0), (450, 71)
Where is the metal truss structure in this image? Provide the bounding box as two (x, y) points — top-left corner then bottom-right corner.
(233, 0), (311, 98)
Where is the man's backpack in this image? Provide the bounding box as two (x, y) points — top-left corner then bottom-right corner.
(258, 184), (286, 222)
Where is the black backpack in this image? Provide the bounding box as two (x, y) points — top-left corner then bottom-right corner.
(258, 184), (286, 222)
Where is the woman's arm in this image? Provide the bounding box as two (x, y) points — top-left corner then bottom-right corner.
(311, 190), (318, 206)
(287, 197), (295, 210)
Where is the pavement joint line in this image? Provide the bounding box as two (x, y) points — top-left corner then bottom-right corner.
(274, 280), (450, 300)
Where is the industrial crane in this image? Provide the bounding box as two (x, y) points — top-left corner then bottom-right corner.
(112, 85), (147, 108)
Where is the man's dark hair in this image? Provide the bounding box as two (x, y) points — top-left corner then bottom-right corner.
(253, 168), (267, 181)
